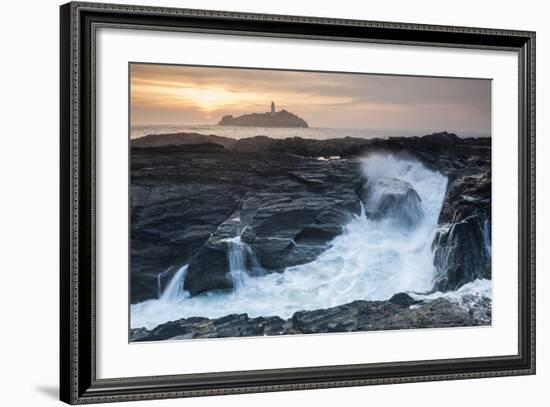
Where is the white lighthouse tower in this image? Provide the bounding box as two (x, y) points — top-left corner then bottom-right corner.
(271, 101), (275, 115)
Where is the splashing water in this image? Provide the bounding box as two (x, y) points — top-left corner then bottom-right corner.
(156, 267), (172, 298)
(159, 265), (188, 303)
(131, 154), (449, 330)
(409, 278), (492, 312)
(220, 235), (263, 289)
(224, 237), (250, 289)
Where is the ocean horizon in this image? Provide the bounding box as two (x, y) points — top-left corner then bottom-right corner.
(130, 123), (490, 140)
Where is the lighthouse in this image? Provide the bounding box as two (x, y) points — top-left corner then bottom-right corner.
(271, 101), (275, 115)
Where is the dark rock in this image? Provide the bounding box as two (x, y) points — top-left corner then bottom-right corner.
(184, 212), (243, 295)
(131, 131), (489, 165)
(292, 302), (360, 333)
(421, 131), (461, 145)
(131, 145), (364, 299)
(129, 327), (150, 342)
(438, 173), (491, 223)
(355, 301), (417, 331)
(362, 178), (424, 227)
(212, 314), (263, 337)
(184, 242), (234, 296)
(411, 298), (484, 328)
(255, 316), (292, 335)
(389, 292), (422, 307)
(131, 132), (236, 149)
(181, 157), (363, 294)
(130, 152), (242, 302)
(432, 173), (491, 291)
(467, 295), (492, 324)
(130, 131), (491, 302)
(130, 296), (491, 341)
(130, 317), (214, 342)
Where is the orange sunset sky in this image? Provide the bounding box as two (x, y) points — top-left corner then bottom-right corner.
(130, 63), (491, 136)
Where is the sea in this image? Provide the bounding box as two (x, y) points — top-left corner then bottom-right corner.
(130, 124), (489, 140)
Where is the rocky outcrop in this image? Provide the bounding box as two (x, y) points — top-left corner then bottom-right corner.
(131, 145), (364, 301)
(182, 158), (363, 296)
(131, 132), (235, 149)
(130, 131), (489, 161)
(362, 178), (424, 228)
(130, 131), (491, 302)
(218, 109), (308, 128)
(339, 131), (492, 292)
(431, 173), (491, 291)
(131, 132), (372, 156)
(130, 295), (491, 341)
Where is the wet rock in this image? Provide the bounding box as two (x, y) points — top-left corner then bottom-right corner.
(411, 298), (476, 328)
(466, 295), (492, 324)
(184, 212), (244, 295)
(180, 156), (363, 295)
(130, 131), (491, 302)
(129, 327), (150, 342)
(292, 302), (360, 333)
(132, 133), (236, 149)
(421, 131), (461, 145)
(244, 198), (360, 271)
(130, 150), (242, 303)
(184, 242), (234, 296)
(389, 292), (422, 307)
(130, 317), (214, 342)
(362, 178), (424, 227)
(130, 296), (491, 341)
(432, 173), (491, 291)
(438, 173), (491, 223)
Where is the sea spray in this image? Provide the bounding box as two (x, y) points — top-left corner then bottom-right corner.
(409, 278), (492, 312)
(131, 154), (449, 330)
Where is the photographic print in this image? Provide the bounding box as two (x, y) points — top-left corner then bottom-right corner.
(129, 63), (492, 342)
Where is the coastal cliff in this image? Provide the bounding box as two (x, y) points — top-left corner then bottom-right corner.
(130, 131), (490, 300)
(218, 109), (308, 128)
(129, 131), (491, 340)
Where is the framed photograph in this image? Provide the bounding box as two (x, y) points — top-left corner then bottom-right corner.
(60, 1), (536, 404)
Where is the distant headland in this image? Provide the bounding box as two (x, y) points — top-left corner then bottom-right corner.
(218, 101), (309, 128)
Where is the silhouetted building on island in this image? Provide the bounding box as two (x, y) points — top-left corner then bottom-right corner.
(218, 102), (308, 128)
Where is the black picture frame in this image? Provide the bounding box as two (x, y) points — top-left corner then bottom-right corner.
(60, 1), (536, 404)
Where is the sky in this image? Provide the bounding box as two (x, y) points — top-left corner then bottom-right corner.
(130, 63), (491, 136)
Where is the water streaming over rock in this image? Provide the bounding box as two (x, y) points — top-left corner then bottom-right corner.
(159, 265), (188, 303)
(156, 267), (173, 298)
(131, 154), (450, 330)
(220, 234), (266, 289)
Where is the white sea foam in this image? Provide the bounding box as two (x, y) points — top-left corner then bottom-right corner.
(409, 278), (492, 311)
(131, 154), (450, 330)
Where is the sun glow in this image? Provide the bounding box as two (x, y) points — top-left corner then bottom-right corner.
(130, 63), (491, 133)
(176, 87), (260, 112)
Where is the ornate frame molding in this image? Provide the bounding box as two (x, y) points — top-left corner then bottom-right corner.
(60, 2), (535, 404)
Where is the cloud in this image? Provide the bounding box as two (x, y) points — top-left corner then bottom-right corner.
(130, 63), (491, 135)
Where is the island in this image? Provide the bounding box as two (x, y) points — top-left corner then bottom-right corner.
(218, 101), (309, 128)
